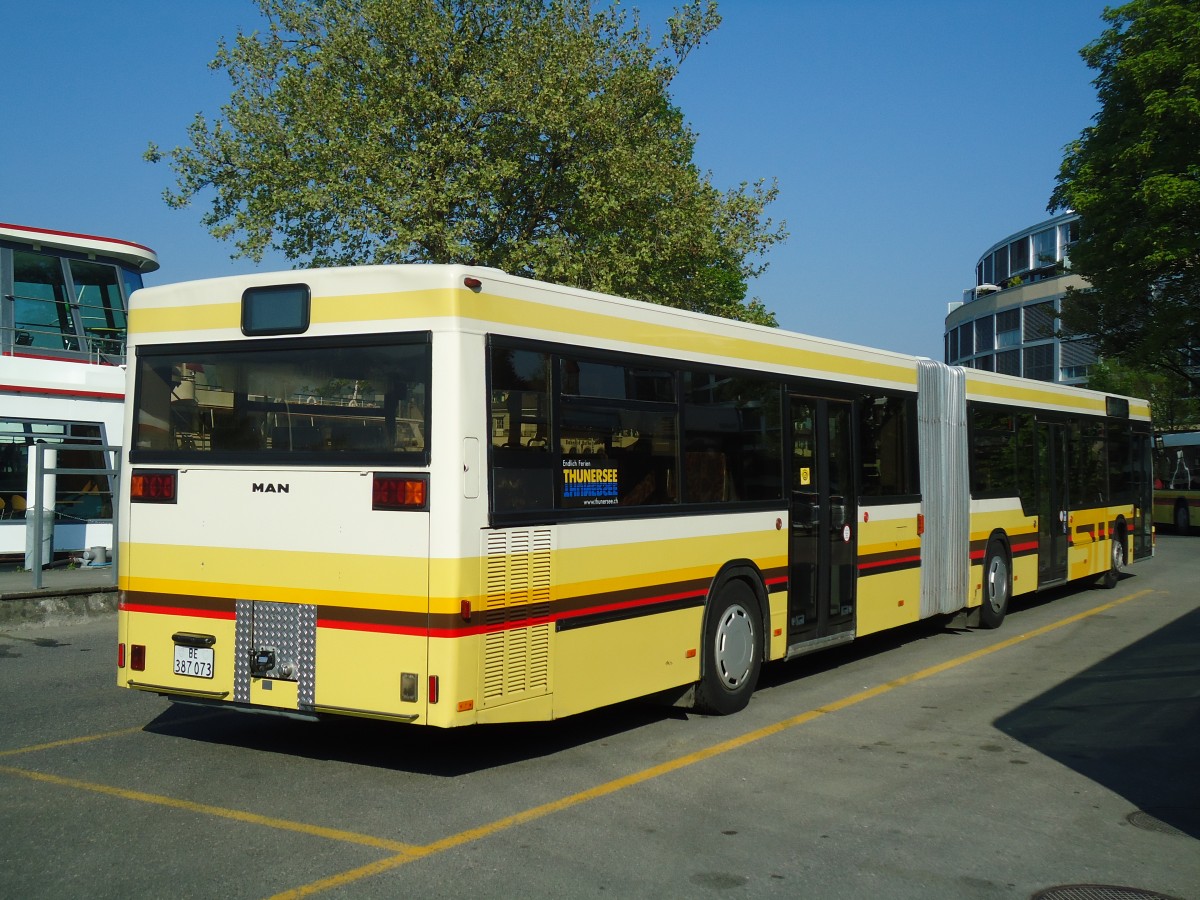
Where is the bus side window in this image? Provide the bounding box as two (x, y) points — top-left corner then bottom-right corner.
(490, 346), (554, 512)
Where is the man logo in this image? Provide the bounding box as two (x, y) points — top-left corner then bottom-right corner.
(252, 483), (290, 494)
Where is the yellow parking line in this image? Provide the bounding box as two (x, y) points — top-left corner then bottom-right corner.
(0, 710), (221, 758)
(0, 766), (417, 854)
(0, 726), (146, 758)
(268, 588), (1153, 898)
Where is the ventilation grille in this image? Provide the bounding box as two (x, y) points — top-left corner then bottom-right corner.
(481, 528), (553, 706)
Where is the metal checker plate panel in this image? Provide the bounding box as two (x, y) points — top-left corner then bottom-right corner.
(233, 599), (317, 707)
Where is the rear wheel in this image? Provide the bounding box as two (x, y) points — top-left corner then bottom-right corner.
(1175, 500), (1191, 534)
(980, 541), (1010, 629)
(1097, 529), (1126, 589)
(694, 581), (762, 716)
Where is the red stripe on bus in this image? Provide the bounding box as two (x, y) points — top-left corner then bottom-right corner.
(119, 602), (235, 620)
(554, 589), (706, 624)
(968, 538), (1040, 562)
(857, 554), (921, 571)
(319, 589), (709, 637)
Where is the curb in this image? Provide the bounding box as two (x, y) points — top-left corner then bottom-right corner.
(0, 587), (119, 630)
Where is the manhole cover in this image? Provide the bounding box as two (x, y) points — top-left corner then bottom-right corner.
(1032, 887), (1184, 900)
(1127, 808), (1200, 839)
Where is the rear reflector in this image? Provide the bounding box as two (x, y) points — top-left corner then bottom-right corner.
(372, 474), (427, 510)
(117, 642), (125, 668)
(131, 469), (177, 503)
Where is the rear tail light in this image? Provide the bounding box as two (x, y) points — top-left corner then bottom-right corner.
(131, 469), (177, 503)
(130, 644), (146, 671)
(372, 474), (427, 510)
(117, 642), (126, 668)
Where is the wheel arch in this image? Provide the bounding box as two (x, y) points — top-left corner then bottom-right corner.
(983, 528), (1012, 566)
(1112, 513), (1129, 561)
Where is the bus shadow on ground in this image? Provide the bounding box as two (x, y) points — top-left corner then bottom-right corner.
(137, 577), (1138, 778)
(142, 694), (686, 776)
(139, 613), (964, 775)
(994, 605), (1200, 840)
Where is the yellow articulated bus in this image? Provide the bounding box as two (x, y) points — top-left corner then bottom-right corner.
(116, 266), (1153, 726)
(1153, 431), (1200, 533)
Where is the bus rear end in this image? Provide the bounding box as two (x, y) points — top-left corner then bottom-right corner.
(117, 277), (437, 723)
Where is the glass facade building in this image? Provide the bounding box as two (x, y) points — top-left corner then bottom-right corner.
(944, 212), (1095, 386)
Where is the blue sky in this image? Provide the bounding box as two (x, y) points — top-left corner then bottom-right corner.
(1, 0), (1107, 360)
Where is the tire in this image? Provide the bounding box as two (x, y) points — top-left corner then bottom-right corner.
(1175, 500), (1190, 535)
(980, 540), (1010, 629)
(1097, 529), (1126, 589)
(693, 580), (762, 716)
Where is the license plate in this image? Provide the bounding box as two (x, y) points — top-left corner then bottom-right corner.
(173, 645), (214, 679)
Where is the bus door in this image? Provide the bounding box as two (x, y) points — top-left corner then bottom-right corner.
(787, 396), (856, 644)
(1037, 421), (1070, 585)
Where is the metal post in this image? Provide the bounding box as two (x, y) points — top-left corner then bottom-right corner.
(108, 456), (119, 589)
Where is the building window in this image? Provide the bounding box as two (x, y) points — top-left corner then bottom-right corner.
(1032, 228), (1056, 268)
(996, 349), (1020, 376)
(1059, 340), (1095, 381)
(996, 310), (1020, 348)
(958, 323), (973, 358)
(1023, 344), (1054, 382)
(1023, 302), (1055, 342)
(1009, 237), (1030, 275)
(992, 245), (1009, 284)
(1060, 220), (1079, 247)
(974, 316), (994, 353)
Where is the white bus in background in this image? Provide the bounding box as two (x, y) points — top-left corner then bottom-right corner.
(0, 222), (159, 561)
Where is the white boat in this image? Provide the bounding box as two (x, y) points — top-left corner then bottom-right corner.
(0, 222), (158, 561)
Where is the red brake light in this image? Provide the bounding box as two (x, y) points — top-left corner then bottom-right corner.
(130, 644), (146, 671)
(131, 470), (177, 503)
(372, 474), (427, 510)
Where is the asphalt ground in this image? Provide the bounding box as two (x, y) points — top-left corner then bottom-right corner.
(1, 537), (1197, 899)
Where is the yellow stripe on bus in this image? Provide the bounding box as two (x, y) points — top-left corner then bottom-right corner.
(132, 286), (919, 388)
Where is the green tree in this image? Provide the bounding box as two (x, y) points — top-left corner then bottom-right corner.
(1049, 0), (1200, 389)
(147, 0), (785, 325)
(1086, 357), (1200, 431)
